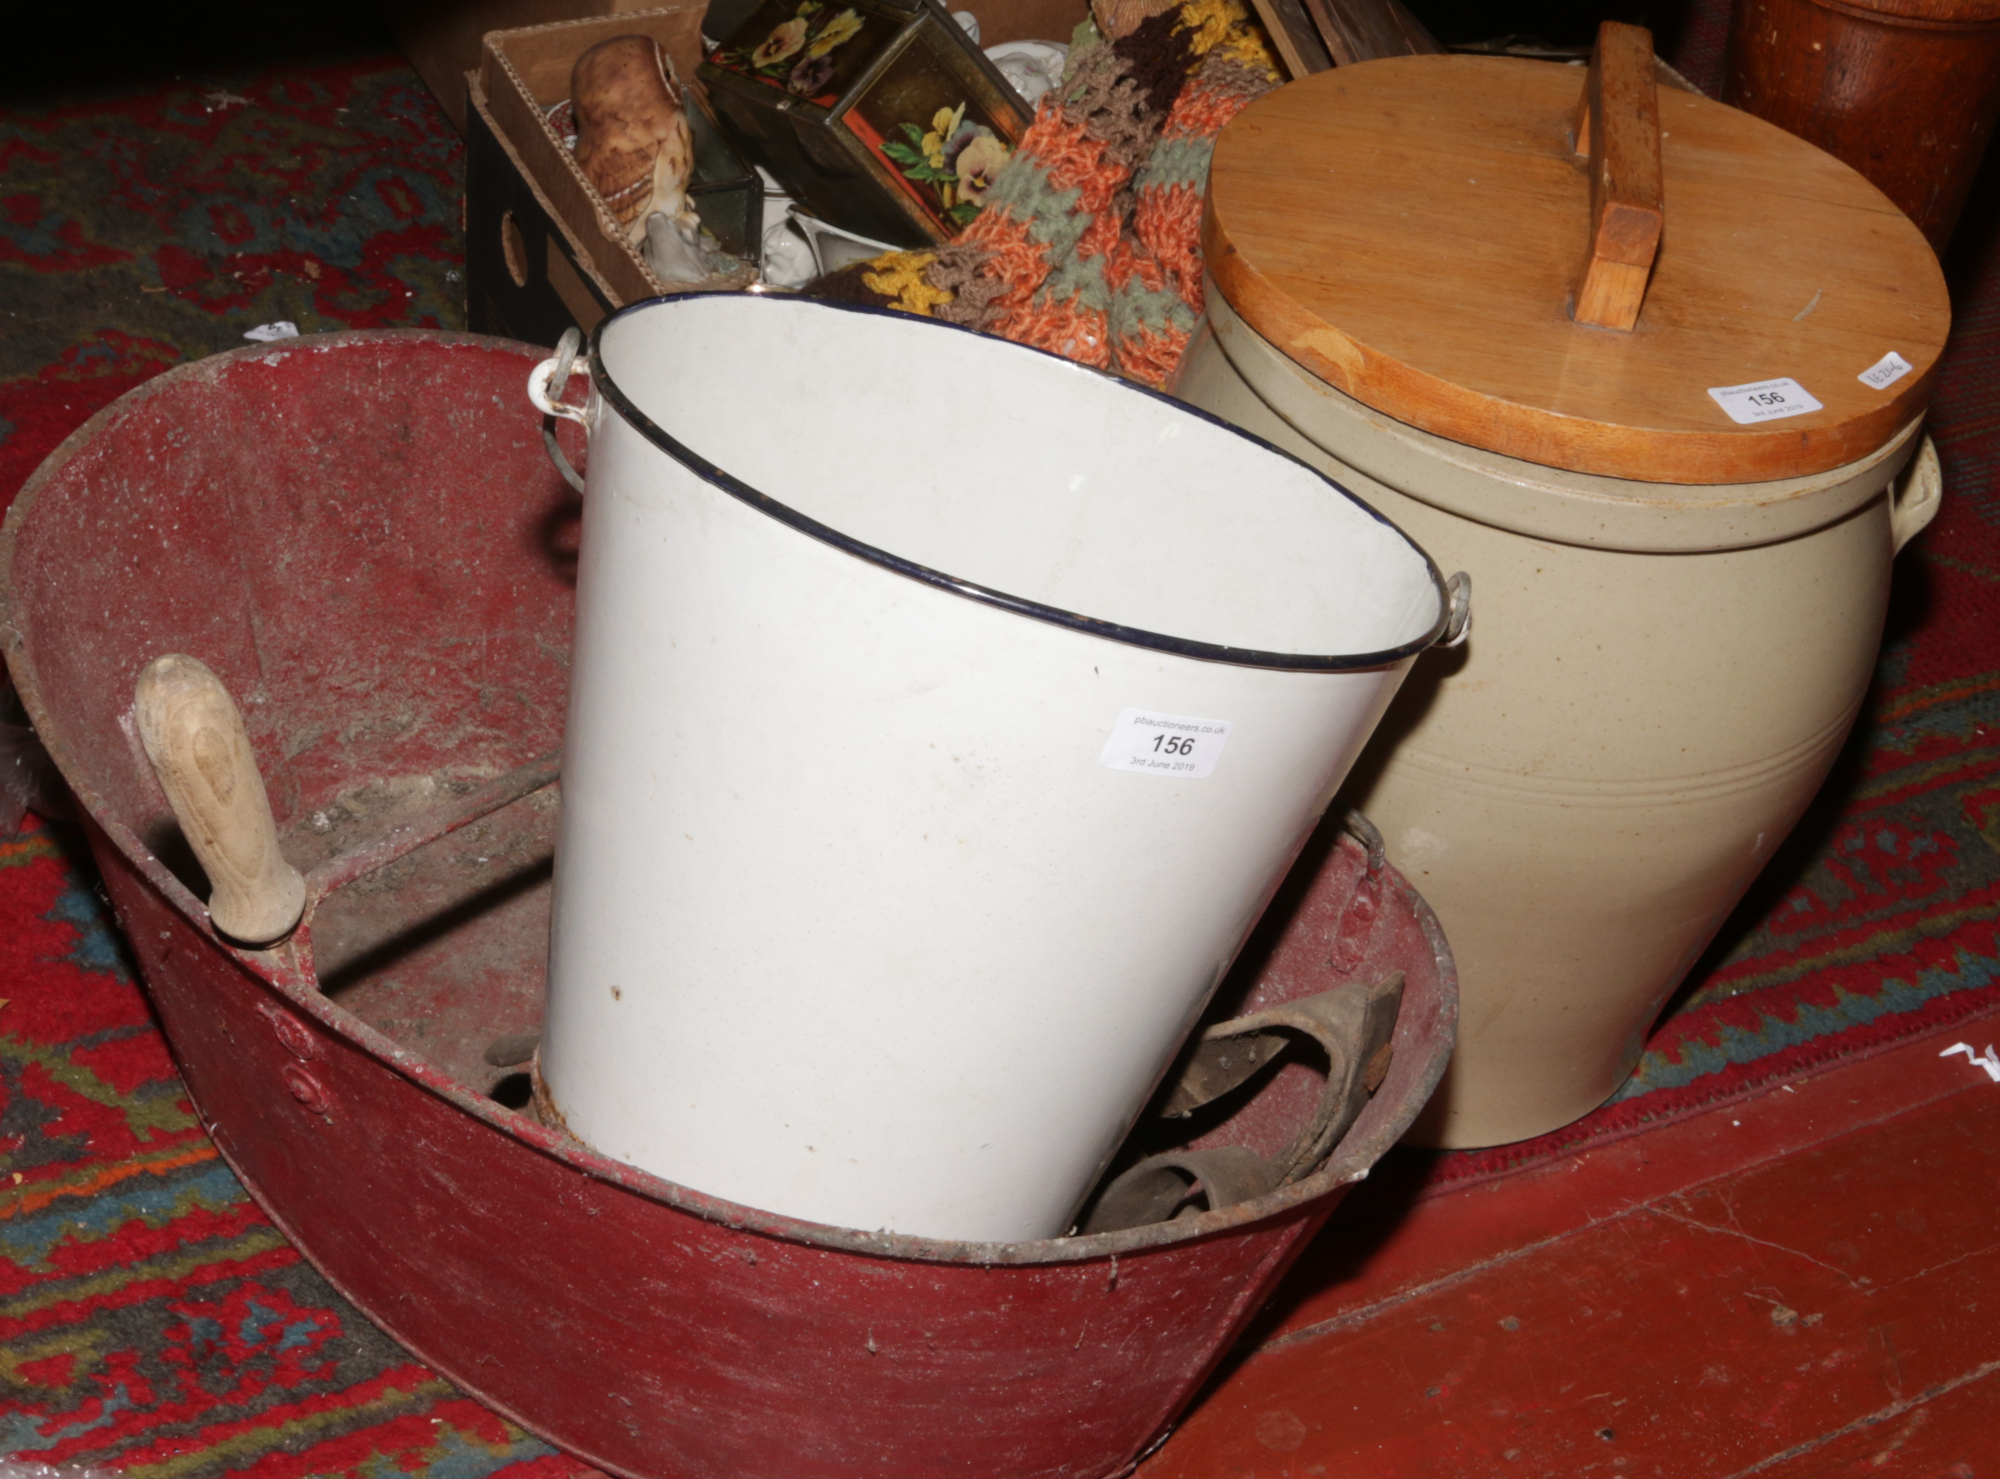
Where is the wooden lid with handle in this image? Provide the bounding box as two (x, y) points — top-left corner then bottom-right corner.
(1201, 23), (1951, 485)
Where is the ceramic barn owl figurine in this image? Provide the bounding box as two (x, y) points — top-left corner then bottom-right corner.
(571, 36), (697, 246)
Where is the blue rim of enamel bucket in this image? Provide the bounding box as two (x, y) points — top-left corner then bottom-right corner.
(588, 293), (1451, 673)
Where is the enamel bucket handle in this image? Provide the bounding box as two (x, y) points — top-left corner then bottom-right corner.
(1442, 570), (1472, 648)
(529, 327), (591, 494)
(1890, 434), (1942, 556)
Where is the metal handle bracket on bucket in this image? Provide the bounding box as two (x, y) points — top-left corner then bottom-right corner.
(1443, 570), (1472, 647)
(529, 328), (591, 494)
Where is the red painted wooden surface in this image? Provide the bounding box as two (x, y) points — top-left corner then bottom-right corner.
(1751, 1366), (1997, 1475)
(1142, 1012), (2000, 1476)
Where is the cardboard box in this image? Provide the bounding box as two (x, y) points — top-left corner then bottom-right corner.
(467, 7), (759, 344)
(466, 75), (620, 342)
(394, 0), (1088, 133)
(393, 0), (679, 134)
(701, 0), (1031, 247)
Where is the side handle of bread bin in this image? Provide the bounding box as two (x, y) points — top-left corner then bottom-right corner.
(133, 654), (306, 949)
(1891, 435), (1943, 555)
(1570, 21), (1663, 331)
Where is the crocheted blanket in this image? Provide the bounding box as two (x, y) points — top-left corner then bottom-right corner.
(810, 0), (1281, 386)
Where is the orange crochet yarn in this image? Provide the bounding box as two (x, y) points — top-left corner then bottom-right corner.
(808, 0), (1280, 388)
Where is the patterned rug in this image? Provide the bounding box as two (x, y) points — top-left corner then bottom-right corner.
(2, 6), (1997, 1472)
(1, 27), (593, 1478)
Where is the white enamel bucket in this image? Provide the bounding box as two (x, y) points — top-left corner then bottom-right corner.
(527, 295), (1459, 1242)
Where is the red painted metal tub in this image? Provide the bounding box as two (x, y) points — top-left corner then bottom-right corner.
(0, 331), (1455, 1479)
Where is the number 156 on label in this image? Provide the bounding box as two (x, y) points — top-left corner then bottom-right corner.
(1100, 708), (1234, 780)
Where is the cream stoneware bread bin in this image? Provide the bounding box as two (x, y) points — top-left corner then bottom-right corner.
(1173, 23), (1950, 1147)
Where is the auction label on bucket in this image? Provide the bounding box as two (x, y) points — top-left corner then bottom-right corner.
(1101, 709), (1233, 779)
(1706, 377), (1823, 425)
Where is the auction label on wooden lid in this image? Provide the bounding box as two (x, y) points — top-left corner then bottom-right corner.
(1202, 56), (1950, 483)
(1707, 378), (1824, 425)
(1858, 351), (1914, 391)
(1101, 709), (1233, 779)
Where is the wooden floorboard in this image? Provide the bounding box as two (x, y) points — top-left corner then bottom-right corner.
(1142, 1011), (2000, 1477)
(1743, 1361), (2000, 1476)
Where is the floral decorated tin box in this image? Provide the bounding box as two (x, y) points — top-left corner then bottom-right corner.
(699, 0), (1032, 247)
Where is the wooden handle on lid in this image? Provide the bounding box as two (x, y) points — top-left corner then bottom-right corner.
(1571, 21), (1664, 330)
(134, 654), (306, 948)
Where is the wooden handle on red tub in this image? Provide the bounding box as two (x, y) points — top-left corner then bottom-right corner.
(1571, 21), (1663, 331)
(134, 654), (306, 948)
